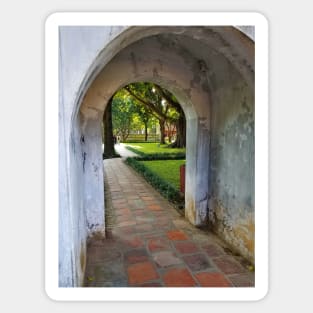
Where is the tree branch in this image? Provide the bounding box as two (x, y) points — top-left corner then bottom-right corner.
(124, 86), (167, 121)
(153, 84), (181, 111)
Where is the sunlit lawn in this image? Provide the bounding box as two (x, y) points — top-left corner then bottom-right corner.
(125, 142), (185, 155)
(140, 159), (186, 189)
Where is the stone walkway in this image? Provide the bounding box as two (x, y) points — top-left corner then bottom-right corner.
(84, 158), (254, 287)
(114, 143), (139, 158)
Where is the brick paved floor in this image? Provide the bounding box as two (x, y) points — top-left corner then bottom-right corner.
(84, 158), (254, 287)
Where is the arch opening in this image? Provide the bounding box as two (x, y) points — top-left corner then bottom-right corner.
(102, 82), (188, 211)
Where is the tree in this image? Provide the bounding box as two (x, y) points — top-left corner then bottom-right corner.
(124, 82), (186, 147)
(133, 103), (151, 141)
(172, 105), (186, 148)
(153, 84), (186, 148)
(111, 89), (137, 142)
(105, 82), (186, 148)
(165, 119), (176, 143)
(124, 82), (168, 143)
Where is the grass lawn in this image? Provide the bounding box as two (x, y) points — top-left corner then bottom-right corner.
(140, 159), (186, 189)
(125, 142), (185, 155)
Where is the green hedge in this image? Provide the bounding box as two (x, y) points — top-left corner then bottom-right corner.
(125, 157), (184, 203)
(125, 145), (185, 160)
(123, 145), (146, 156)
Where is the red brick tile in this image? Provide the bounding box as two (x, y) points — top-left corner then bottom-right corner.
(202, 244), (225, 257)
(167, 230), (188, 241)
(111, 196), (124, 201)
(153, 251), (182, 267)
(148, 238), (171, 252)
(183, 254), (212, 271)
(213, 256), (246, 275)
(113, 226), (136, 236)
(136, 223), (154, 233)
(152, 211), (167, 217)
(154, 223), (172, 231)
(112, 199), (127, 205)
(90, 248), (123, 263)
(126, 195), (140, 200)
(148, 204), (163, 211)
(125, 249), (149, 264)
(133, 209), (146, 216)
(141, 196), (154, 201)
(113, 203), (129, 209)
(116, 215), (132, 223)
(135, 216), (154, 223)
(109, 188), (121, 192)
(128, 199), (145, 209)
(174, 242), (199, 254)
(115, 208), (131, 216)
(127, 262), (159, 285)
(143, 201), (157, 207)
(142, 232), (167, 240)
(116, 220), (136, 227)
(124, 237), (144, 249)
(162, 268), (197, 287)
(154, 217), (172, 228)
(195, 272), (232, 287)
(228, 273), (255, 287)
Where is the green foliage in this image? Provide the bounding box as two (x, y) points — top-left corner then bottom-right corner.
(109, 82), (185, 147)
(124, 141), (186, 209)
(125, 82), (181, 124)
(124, 142), (185, 156)
(140, 160), (186, 189)
(125, 157), (184, 203)
(112, 90), (137, 141)
(131, 152), (186, 160)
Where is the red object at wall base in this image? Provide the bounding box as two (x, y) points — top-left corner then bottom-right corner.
(180, 164), (185, 193)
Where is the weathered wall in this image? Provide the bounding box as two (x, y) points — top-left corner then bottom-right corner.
(209, 59), (255, 263)
(173, 31), (255, 262)
(58, 26), (255, 286)
(58, 26), (127, 287)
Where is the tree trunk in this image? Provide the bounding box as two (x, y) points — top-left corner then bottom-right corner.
(103, 100), (115, 158)
(159, 119), (166, 144)
(170, 109), (186, 148)
(165, 121), (172, 143)
(144, 122), (148, 142)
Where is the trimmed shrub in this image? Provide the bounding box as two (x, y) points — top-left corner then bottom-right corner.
(124, 145), (147, 157)
(131, 153), (186, 161)
(124, 143), (185, 158)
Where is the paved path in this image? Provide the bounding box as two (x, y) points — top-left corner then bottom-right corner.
(84, 158), (254, 287)
(114, 143), (139, 158)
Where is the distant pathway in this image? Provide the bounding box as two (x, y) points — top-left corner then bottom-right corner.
(114, 143), (139, 158)
(84, 158), (254, 287)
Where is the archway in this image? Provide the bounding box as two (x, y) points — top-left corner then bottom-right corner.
(77, 32), (213, 231)
(64, 26), (254, 286)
